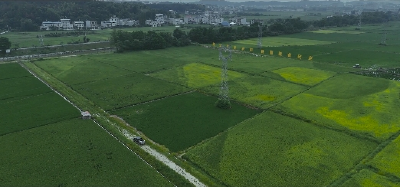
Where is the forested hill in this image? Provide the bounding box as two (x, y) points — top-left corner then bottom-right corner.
(0, 0), (180, 31)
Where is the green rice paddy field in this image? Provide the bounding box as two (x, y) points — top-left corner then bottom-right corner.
(9, 22), (400, 186)
(0, 63), (177, 186)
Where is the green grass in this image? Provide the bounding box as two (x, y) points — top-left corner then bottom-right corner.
(150, 63), (246, 88)
(113, 92), (260, 152)
(184, 111), (378, 187)
(272, 67), (336, 86)
(0, 118), (174, 187)
(340, 169), (400, 187)
(275, 74), (400, 141)
(201, 75), (307, 109)
(73, 73), (190, 110)
(0, 92), (80, 135)
(34, 56), (133, 85)
(0, 76), (51, 102)
(368, 135), (400, 178)
(0, 63), (31, 80)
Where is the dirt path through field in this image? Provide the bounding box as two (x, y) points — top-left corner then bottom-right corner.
(141, 145), (207, 187)
(119, 125), (206, 187)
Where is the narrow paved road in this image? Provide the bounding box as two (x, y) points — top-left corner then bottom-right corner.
(142, 145), (207, 187)
(120, 128), (206, 187)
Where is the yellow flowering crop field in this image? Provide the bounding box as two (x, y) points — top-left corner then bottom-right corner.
(150, 63), (245, 88)
(201, 76), (308, 109)
(276, 74), (400, 141)
(272, 67), (336, 86)
(184, 111), (378, 187)
(341, 169), (399, 187)
(368, 135), (400, 178)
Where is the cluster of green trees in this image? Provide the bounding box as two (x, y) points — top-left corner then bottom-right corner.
(188, 18), (308, 44)
(0, 37), (11, 55)
(312, 11), (400, 27)
(110, 29), (190, 52)
(0, 0), (170, 31)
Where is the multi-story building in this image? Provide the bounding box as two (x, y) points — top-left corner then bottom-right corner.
(109, 15), (119, 27)
(85, 21), (99, 30)
(60, 19), (73, 30)
(73, 21), (85, 30)
(40, 21), (62, 30)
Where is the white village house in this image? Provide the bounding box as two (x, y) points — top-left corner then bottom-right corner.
(73, 21), (85, 30)
(85, 20), (99, 30)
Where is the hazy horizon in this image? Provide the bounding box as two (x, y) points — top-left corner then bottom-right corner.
(119, 0), (393, 2)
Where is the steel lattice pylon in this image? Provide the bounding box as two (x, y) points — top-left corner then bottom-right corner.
(381, 31), (387, 45)
(218, 46), (232, 106)
(39, 35), (44, 46)
(258, 23), (263, 48)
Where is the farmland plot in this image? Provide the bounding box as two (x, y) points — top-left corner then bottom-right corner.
(35, 56), (133, 85)
(73, 73), (191, 110)
(0, 119), (173, 187)
(276, 74), (400, 141)
(310, 30), (365, 34)
(272, 67), (336, 86)
(201, 75), (307, 109)
(100, 46), (223, 73)
(150, 63), (246, 88)
(114, 92), (260, 152)
(184, 111), (377, 187)
(340, 169), (400, 187)
(0, 92), (79, 135)
(0, 63), (31, 80)
(226, 37), (332, 48)
(0, 76), (51, 102)
(283, 31), (380, 43)
(315, 50), (400, 68)
(368, 135), (400, 178)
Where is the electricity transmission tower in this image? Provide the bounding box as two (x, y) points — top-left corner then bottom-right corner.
(380, 31), (387, 45)
(258, 22), (263, 48)
(358, 13), (362, 29)
(216, 46), (232, 109)
(39, 35), (44, 46)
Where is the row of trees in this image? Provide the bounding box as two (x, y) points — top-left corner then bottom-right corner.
(110, 28), (190, 52)
(0, 0), (171, 31)
(188, 18), (308, 44)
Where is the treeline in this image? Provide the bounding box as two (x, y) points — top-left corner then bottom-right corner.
(188, 18), (308, 44)
(110, 29), (190, 52)
(312, 11), (400, 27)
(0, 0), (171, 31)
